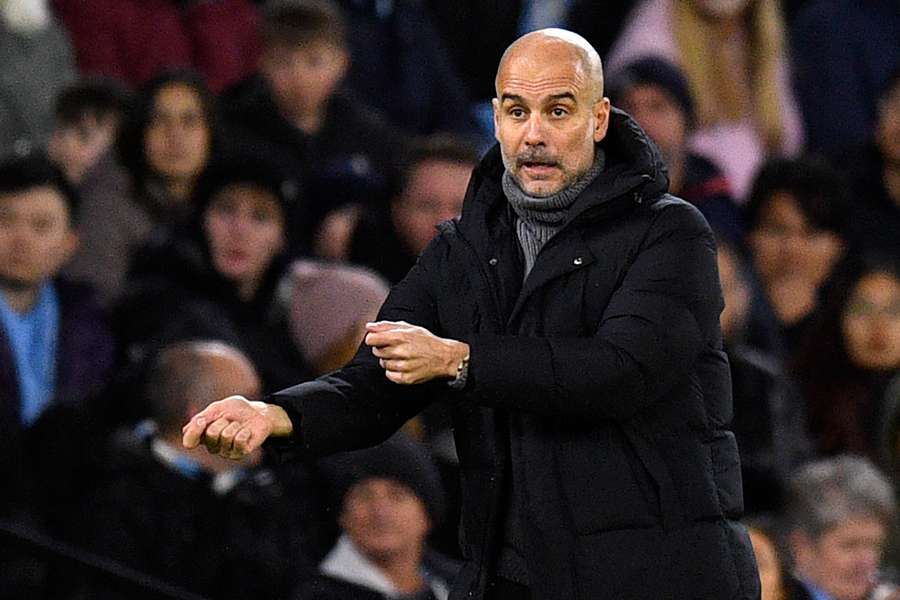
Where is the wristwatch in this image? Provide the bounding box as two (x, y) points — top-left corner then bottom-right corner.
(447, 352), (470, 390)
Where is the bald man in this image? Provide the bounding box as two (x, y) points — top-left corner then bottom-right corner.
(184, 29), (760, 599)
(79, 341), (322, 598)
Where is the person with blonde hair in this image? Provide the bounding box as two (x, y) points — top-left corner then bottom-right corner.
(607, 0), (804, 199)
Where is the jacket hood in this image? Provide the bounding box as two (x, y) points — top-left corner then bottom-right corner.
(462, 107), (669, 225)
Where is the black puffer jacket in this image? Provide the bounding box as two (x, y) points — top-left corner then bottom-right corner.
(271, 110), (760, 600)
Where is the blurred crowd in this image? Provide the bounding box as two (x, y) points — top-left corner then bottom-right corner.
(0, 0), (898, 599)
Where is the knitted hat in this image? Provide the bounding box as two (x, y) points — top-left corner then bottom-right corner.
(286, 259), (389, 366)
(611, 56), (696, 128)
(322, 433), (446, 526)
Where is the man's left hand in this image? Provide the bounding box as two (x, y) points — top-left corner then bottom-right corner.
(365, 321), (468, 385)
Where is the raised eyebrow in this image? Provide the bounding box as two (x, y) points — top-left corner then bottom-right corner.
(548, 92), (577, 104)
(499, 92), (578, 105)
(500, 93), (525, 105)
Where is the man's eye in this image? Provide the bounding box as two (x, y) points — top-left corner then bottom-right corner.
(510, 108), (525, 118)
(552, 107), (568, 117)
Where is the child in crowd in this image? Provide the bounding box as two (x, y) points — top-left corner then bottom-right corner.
(224, 0), (408, 252)
(47, 78), (135, 305)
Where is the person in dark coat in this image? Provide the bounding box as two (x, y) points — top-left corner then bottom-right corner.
(315, 134), (480, 284)
(608, 56), (744, 242)
(184, 29), (760, 599)
(114, 155), (313, 409)
(744, 156), (851, 355)
(716, 235), (811, 514)
(298, 433), (458, 600)
(74, 340), (324, 599)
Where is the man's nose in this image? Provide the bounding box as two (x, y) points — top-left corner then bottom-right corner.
(523, 114), (545, 145)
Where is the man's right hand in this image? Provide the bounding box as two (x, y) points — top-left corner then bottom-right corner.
(182, 396), (293, 459)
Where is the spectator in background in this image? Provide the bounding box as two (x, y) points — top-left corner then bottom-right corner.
(0, 153), (114, 531)
(298, 434), (458, 600)
(76, 340), (322, 599)
(793, 255), (900, 461)
(0, 0), (75, 158)
(790, 0), (900, 156)
(285, 260), (389, 376)
(610, 56), (743, 240)
(745, 156), (849, 353)
(118, 70), (219, 229)
(786, 455), (898, 600)
(115, 156), (312, 398)
(47, 78), (129, 186)
(336, 0), (478, 137)
(845, 67), (900, 258)
(717, 235), (811, 513)
(607, 0), (804, 199)
(78, 69), (222, 310)
(316, 134), (478, 284)
(224, 0), (409, 252)
(46, 78), (135, 305)
(51, 0), (260, 92)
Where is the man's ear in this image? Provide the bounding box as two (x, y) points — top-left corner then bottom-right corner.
(593, 97), (611, 143)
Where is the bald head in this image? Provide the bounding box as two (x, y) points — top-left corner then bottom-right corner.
(492, 28), (611, 197)
(147, 340), (261, 434)
(495, 29), (604, 102)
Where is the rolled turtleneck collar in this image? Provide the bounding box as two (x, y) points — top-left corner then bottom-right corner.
(502, 148), (605, 278)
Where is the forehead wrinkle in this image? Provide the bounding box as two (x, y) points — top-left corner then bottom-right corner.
(499, 76), (585, 101)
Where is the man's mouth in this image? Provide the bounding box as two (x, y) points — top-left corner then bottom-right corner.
(520, 161), (559, 177)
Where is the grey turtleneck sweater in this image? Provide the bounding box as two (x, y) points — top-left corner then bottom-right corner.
(502, 149), (606, 279)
